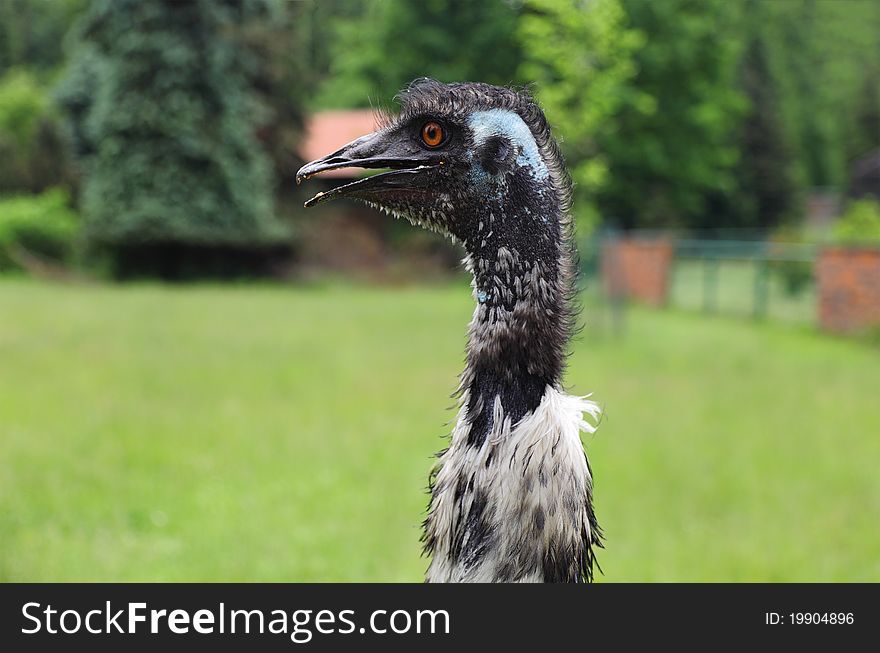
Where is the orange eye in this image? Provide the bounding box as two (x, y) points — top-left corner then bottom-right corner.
(421, 121), (445, 148)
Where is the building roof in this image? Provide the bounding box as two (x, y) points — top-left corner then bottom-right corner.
(300, 109), (381, 178)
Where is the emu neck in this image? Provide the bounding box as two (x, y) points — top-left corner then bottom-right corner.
(458, 180), (572, 447)
(425, 177), (600, 584)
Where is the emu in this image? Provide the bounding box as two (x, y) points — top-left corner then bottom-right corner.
(297, 79), (601, 583)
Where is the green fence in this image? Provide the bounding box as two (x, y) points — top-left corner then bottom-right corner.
(670, 239), (817, 324)
(581, 233), (819, 326)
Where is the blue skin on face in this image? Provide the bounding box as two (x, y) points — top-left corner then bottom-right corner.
(466, 109), (550, 183)
(465, 110), (554, 306)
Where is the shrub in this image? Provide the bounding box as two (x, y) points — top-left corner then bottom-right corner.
(833, 199), (880, 244)
(0, 69), (70, 194)
(768, 226), (813, 296)
(0, 189), (80, 270)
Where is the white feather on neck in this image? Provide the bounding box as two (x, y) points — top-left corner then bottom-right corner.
(425, 385), (600, 583)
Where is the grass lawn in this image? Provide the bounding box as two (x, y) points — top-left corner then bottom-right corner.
(1, 278), (878, 581)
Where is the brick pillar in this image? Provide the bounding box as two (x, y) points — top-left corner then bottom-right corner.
(602, 237), (674, 307)
(817, 246), (880, 333)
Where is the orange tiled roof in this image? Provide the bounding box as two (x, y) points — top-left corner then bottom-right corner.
(300, 109), (381, 178)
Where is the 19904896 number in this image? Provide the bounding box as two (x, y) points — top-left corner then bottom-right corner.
(790, 613), (854, 624)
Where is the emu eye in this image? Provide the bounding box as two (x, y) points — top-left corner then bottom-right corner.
(420, 121), (445, 148)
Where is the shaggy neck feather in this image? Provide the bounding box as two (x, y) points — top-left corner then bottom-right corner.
(456, 169), (573, 447)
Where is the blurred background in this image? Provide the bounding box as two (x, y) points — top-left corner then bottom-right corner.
(1, 0), (879, 581)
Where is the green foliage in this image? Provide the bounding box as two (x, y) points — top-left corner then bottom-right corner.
(5, 0), (880, 246)
(766, 228), (814, 297)
(60, 0), (286, 248)
(722, 1), (801, 230)
(762, 0), (880, 188)
(519, 0), (643, 232)
(295, 0), (364, 100)
(523, 0), (878, 232)
(846, 72), (880, 166)
(0, 0), (89, 74)
(773, 260), (813, 297)
(833, 199), (880, 244)
(847, 72), (880, 163)
(0, 68), (45, 144)
(596, 0), (746, 229)
(0, 69), (69, 193)
(315, 0), (523, 108)
(236, 0), (310, 184)
(0, 188), (79, 269)
(307, 0), (880, 233)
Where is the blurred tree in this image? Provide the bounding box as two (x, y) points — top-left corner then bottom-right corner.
(596, 0), (746, 230)
(522, 0), (879, 231)
(54, 47), (100, 162)
(0, 0), (88, 196)
(0, 0), (88, 74)
(847, 72), (880, 163)
(237, 0), (309, 185)
(315, 0), (523, 108)
(0, 69), (70, 193)
(297, 0), (363, 103)
(719, 2), (801, 229)
(518, 0), (643, 231)
(773, 1), (838, 189)
(59, 0), (288, 274)
(769, 0), (880, 189)
(839, 3), (880, 171)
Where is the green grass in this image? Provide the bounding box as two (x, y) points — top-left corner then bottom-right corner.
(1, 278), (878, 581)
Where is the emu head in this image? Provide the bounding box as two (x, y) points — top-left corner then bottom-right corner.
(297, 79), (571, 260)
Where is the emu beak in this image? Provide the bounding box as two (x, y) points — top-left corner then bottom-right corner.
(296, 130), (442, 208)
